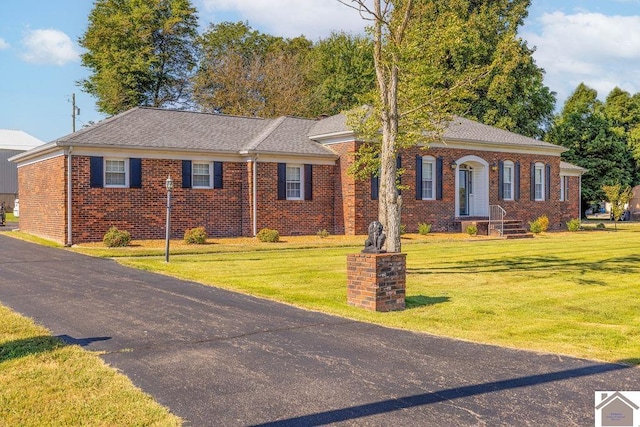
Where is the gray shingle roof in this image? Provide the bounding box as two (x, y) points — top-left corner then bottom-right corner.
(307, 112), (564, 152)
(55, 107), (336, 157)
(560, 161), (587, 172)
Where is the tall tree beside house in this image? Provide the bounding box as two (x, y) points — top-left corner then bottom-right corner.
(192, 22), (314, 117)
(546, 83), (635, 212)
(603, 87), (640, 183)
(340, 0), (527, 252)
(79, 0), (199, 115)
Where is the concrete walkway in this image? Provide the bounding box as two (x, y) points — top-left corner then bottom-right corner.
(0, 233), (637, 426)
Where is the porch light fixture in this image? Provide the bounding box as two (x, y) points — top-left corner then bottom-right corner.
(165, 175), (174, 263)
(492, 163), (498, 171)
(450, 160), (457, 169)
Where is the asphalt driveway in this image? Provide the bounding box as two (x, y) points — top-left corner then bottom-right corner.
(0, 233), (638, 426)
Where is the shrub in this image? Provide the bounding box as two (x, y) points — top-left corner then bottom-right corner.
(103, 227), (131, 247)
(418, 223), (432, 235)
(529, 215), (549, 234)
(256, 228), (279, 243)
(184, 226), (207, 244)
(316, 229), (330, 238)
(466, 224), (478, 236)
(400, 224), (407, 235)
(529, 220), (543, 234)
(567, 218), (581, 232)
(596, 222), (606, 229)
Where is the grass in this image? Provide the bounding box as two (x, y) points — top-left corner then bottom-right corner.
(87, 222), (640, 365)
(0, 305), (181, 426)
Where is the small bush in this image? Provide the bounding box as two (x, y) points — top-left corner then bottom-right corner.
(596, 222), (606, 229)
(529, 214), (549, 234)
(400, 224), (407, 235)
(466, 224), (478, 236)
(103, 227), (131, 247)
(316, 229), (330, 238)
(418, 223), (432, 235)
(184, 226), (207, 244)
(257, 228), (279, 243)
(567, 218), (581, 232)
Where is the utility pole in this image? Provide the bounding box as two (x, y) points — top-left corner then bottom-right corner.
(71, 93), (80, 133)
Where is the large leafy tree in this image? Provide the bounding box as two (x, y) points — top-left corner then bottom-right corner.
(79, 0), (199, 115)
(306, 32), (376, 117)
(192, 22), (313, 117)
(546, 84), (635, 212)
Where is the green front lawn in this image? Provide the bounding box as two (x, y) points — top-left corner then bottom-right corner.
(111, 224), (640, 365)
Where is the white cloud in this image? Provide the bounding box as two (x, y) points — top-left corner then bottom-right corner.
(522, 12), (640, 104)
(0, 38), (9, 50)
(199, 0), (367, 40)
(21, 29), (79, 66)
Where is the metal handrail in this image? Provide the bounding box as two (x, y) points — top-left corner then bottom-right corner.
(489, 205), (506, 236)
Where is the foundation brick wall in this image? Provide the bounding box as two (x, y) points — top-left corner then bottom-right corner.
(17, 156), (67, 244)
(347, 252), (407, 312)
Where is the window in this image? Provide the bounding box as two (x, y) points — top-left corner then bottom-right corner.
(502, 161), (514, 200)
(534, 163), (544, 201)
(286, 165), (303, 200)
(105, 159), (127, 187)
(421, 157), (435, 200)
(192, 162), (212, 188)
(560, 176), (570, 201)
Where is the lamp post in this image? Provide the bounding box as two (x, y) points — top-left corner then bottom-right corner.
(165, 175), (173, 263)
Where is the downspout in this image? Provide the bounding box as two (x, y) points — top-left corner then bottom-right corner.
(66, 146), (73, 246)
(579, 175), (583, 224)
(252, 155), (258, 236)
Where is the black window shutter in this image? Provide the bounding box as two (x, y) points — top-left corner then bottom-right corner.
(514, 161), (521, 201)
(545, 163), (551, 201)
(415, 155), (423, 200)
(371, 173), (379, 200)
(90, 156), (103, 188)
(530, 162), (536, 200)
(182, 160), (192, 189)
(436, 157), (443, 200)
(396, 155), (402, 195)
(213, 161), (223, 189)
(304, 164), (313, 200)
(498, 160), (504, 200)
(130, 158), (142, 188)
(277, 163), (286, 200)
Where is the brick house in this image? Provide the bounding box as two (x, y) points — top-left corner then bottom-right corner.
(10, 107), (584, 245)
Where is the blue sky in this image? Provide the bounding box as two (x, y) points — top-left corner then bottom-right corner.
(1, 0), (640, 143)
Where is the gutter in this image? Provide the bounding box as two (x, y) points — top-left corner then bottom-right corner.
(252, 155), (258, 236)
(66, 146), (73, 246)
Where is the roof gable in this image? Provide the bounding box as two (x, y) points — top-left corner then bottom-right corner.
(0, 129), (44, 151)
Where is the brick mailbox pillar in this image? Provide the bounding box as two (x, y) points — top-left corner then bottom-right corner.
(347, 252), (407, 312)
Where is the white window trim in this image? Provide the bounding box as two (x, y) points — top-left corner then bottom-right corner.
(104, 158), (129, 188)
(192, 161), (213, 189)
(503, 160), (514, 201)
(560, 175), (569, 201)
(286, 164), (304, 200)
(534, 162), (545, 201)
(422, 156), (436, 200)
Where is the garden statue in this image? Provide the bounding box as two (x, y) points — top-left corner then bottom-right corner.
(363, 220), (386, 253)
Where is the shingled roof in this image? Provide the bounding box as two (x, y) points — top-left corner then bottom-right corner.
(307, 112), (564, 152)
(54, 107), (336, 157)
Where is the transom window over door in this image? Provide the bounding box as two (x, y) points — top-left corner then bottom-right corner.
(105, 159), (126, 187)
(286, 165), (302, 199)
(192, 162), (211, 188)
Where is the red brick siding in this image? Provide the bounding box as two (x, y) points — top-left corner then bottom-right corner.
(17, 156), (67, 244)
(254, 162), (335, 235)
(71, 156), (246, 242)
